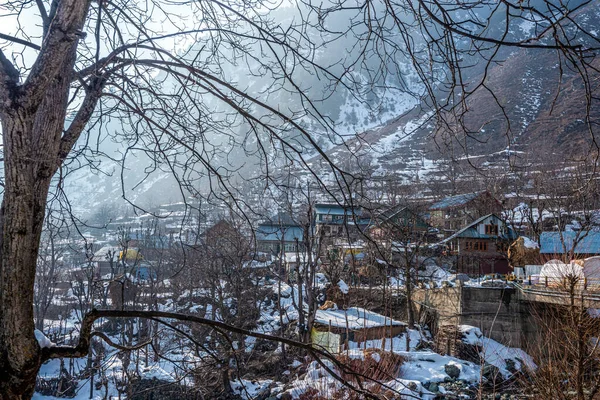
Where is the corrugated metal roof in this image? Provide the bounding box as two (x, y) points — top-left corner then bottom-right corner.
(256, 225), (304, 242)
(263, 213), (298, 226)
(540, 231), (600, 254)
(314, 307), (406, 329)
(429, 191), (485, 211)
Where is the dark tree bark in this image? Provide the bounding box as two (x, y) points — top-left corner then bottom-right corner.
(0, 2), (93, 397)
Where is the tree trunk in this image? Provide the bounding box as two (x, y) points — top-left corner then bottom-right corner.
(0, 114), (57, 397)
(0, 26), (84, 395)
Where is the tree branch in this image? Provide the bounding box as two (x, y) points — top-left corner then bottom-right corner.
(0, 32), (41, 51)
(56, 75), (107, 168)
(20, 0), (91, 109)
(35, 0), (50, 36)
(91, 331), (151, 352)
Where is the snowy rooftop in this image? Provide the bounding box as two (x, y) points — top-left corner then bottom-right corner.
(314, 307), (406, 330)
(429, 191), (485, 211)
(91, 246), (120, 262)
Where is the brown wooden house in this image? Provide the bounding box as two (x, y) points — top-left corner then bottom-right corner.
(443, 214), (517, 275)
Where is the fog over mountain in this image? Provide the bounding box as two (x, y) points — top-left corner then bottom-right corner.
(58, 0), (600, 218)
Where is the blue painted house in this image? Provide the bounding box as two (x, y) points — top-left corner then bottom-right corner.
(256, 223), (304, 254)
(313, 203), (371, 262)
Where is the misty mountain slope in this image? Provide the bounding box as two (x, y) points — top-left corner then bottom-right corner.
(58, 1), (600, 216)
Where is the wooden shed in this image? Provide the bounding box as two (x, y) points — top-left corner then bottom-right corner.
(311, 306), (406, 354)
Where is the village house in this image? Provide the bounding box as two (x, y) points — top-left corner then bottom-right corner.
(428, 191), (502, 236)
(371, 204), (431, 243)
(193, 220), (251, 269)
(361, 204), (433, 269)
(313, 203), (371, 262)
(91, 246), (144, 277)
(443, 214), (517, 275)
(255, 215), (305, 255)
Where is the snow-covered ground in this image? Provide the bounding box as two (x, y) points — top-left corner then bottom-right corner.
(279, 325), (533, 399)
(32, 266), (535, 400)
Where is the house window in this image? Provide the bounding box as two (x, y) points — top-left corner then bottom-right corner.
(464, 241), (487, 251)
(284, 243), (294, 252)
(485, 224), (498, 235)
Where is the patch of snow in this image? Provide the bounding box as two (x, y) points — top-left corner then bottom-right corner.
(140, 365), (176, 382)
(588, 308), (600, 318)
(231, 378), (273, 400)
(35, 330), (55, 348)
(337, 279), (349, 294)
(458, 325), (536, 378)
(522, 236), (539, 249)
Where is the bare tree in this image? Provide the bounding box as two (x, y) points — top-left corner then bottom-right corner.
(0, 0), (599, 397)
(527, 275), (600, 400)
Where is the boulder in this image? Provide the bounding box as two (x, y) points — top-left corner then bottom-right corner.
(444, 364), (461, 380)
(427, 381), (439, 392)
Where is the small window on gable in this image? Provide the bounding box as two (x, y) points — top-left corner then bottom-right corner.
(485, 224), (499, 235)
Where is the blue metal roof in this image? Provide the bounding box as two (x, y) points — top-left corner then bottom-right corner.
(540, 231), (600, 254)
(256, 225), (304, 242)
(429, 191), (485, 211)
(314, 203), (359, 216)
(263, 213), (298, 226)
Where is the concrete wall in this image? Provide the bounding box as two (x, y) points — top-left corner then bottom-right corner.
(413, 285), (462, 328)
(414, 285), (525, 347)
(460, 287), (522, 347)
